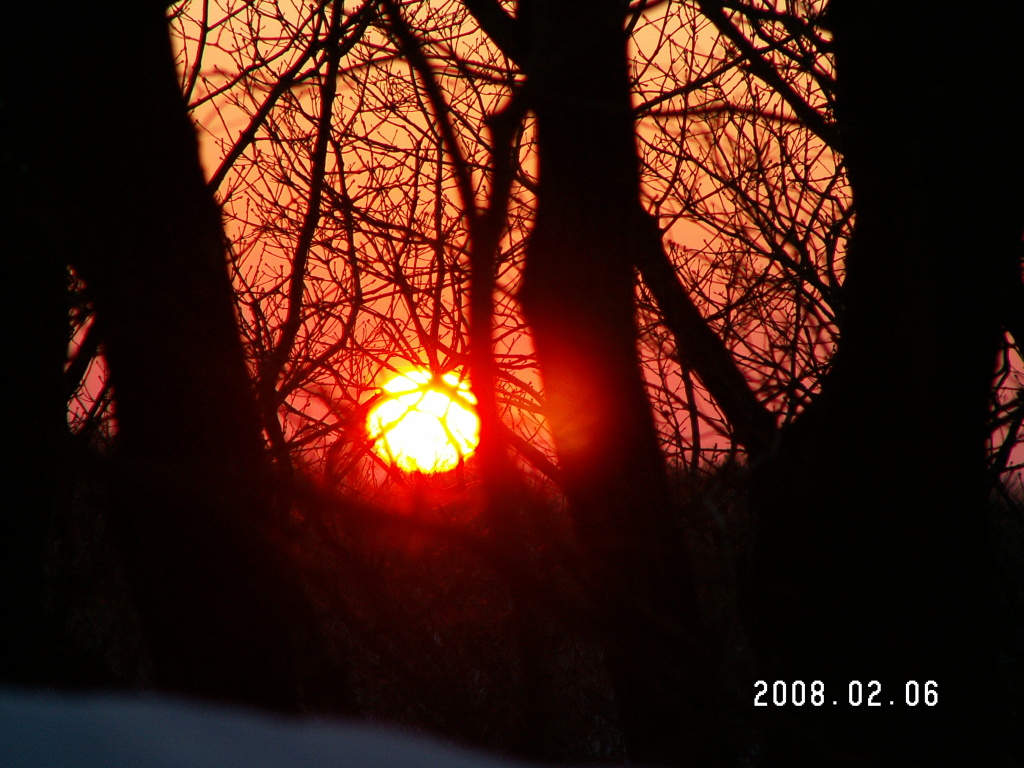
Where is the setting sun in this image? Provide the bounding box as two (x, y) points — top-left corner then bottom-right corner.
(366, 370), (480, 473)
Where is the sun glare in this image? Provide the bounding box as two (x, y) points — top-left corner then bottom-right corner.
(367, 370), (480, 473)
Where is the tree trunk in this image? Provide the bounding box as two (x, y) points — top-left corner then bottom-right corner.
(518, 1), (730, 763)
(10, 2), (353, 711)
(745, 4), (1024, 764)
(3, 118), (78, 685)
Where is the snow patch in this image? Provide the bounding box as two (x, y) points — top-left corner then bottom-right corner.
(0, 688), (537, 768)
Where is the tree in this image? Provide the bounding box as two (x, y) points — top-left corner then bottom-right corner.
(166, 0), (861, 498)
(6, 0), (354, 711)
(744, 2), (1024, 764)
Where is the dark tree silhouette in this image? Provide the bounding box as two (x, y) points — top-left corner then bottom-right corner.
(508, 1), (722, 763)
(6, 1), (353, 711)
(745, 2), (1024, 765)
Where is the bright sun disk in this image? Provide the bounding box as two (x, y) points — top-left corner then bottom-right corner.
(366, 370), (480, 473)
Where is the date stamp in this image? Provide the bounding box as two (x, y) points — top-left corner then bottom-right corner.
(754, 680), (938, 707)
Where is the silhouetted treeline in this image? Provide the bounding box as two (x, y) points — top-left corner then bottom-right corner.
(5, 2), (1023, 768)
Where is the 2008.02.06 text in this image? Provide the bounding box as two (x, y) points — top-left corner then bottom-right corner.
(754, 680), (938, 707)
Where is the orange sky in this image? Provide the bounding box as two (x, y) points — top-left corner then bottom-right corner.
(146, 0), (1024, 493)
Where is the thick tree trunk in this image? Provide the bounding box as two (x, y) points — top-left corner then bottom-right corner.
(10, 2), (352, 711)
(518, 2), (730, 763)
(3, 132), (78, 685)
(745, 4), (1024, 765)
